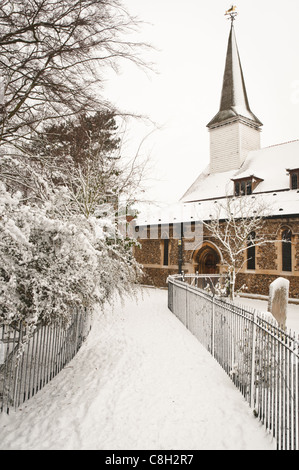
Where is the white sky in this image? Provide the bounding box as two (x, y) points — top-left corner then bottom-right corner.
(104, 0), (299, 207)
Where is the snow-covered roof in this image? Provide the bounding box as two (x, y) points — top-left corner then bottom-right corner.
(181, 140), (299, 203)
(233, 140), (299, 192)
(135, 189), (299, 227)
(135, 140), (299, 228)
(180, 166), (235, 202)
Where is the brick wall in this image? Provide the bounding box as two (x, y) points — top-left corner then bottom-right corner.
(134, 240), (161, 265)
(236, 273), (299, 299)
(133, 216), (299, 296)
(140, 267), (179, 288)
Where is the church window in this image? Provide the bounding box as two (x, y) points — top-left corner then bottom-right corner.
(282, 229), (292, 272)
(247, 232), (256, 270)
(163, 239), (169, 266)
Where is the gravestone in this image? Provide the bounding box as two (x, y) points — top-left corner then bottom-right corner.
(268, 277), (289, 329)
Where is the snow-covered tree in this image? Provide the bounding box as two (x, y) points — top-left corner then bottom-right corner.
(29, 111), (149, 218)
(1, 109), (150, 219)
(28, 110), (120, 170)
(203, 195), (272, 300)
(0, 182), (142, 328)
(0, 0), (150, 330)
(0, 114), (145, 328)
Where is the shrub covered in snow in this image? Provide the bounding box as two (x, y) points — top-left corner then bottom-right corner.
(0, 182), (142, 328)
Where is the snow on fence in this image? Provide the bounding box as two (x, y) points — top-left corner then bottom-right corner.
(168, 275), (299, 451)
(0, 310), (91, 414)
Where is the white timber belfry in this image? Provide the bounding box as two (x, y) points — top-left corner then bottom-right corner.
(209, 119), (261, 173)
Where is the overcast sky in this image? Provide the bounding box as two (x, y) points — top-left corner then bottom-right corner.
(104, 0), (299, 207)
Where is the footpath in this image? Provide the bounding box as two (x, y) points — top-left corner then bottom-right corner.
(0, 288), (275, 450)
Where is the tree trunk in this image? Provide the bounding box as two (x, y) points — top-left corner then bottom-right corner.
(229, 268), (236, 301)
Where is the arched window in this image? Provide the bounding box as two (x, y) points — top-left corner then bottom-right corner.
(282, 229), (292, 272)
(247, 231), (256, 270)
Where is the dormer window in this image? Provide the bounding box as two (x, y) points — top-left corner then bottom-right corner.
(234, 179), (251, 196)
(232, 175), (263, 196)
(287, 168), (299, 190)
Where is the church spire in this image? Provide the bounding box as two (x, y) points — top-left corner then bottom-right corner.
(207, 20), (262, 129)
(207, 9), (262, 174)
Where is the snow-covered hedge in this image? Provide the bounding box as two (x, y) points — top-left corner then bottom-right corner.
(0, 183), (142, 327)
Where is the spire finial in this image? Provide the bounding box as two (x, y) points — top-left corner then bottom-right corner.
(225, 5), (238, 24)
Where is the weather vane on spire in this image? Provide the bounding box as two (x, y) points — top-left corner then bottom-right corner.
(225, 5), (238, 23)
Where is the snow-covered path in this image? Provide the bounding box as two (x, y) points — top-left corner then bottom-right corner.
(0, 288), (275, 450)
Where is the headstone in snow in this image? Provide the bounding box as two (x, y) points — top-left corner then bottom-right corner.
(267, 277), (289, 329)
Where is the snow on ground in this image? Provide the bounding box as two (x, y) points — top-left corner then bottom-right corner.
(234, 296), (299, 334)
(0, 287), (278, 450)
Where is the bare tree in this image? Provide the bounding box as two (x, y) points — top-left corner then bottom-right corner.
(0, 0), (150, 149)
(0, 1), (154, 328)
(203, 195), (273, 300)
(0, 0), (154, 212)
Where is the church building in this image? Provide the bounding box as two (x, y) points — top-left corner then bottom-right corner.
(133, 14), (299, 299)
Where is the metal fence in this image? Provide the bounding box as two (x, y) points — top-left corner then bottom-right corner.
(168, 275), (299, 451)
(0, 310), (91, 414)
